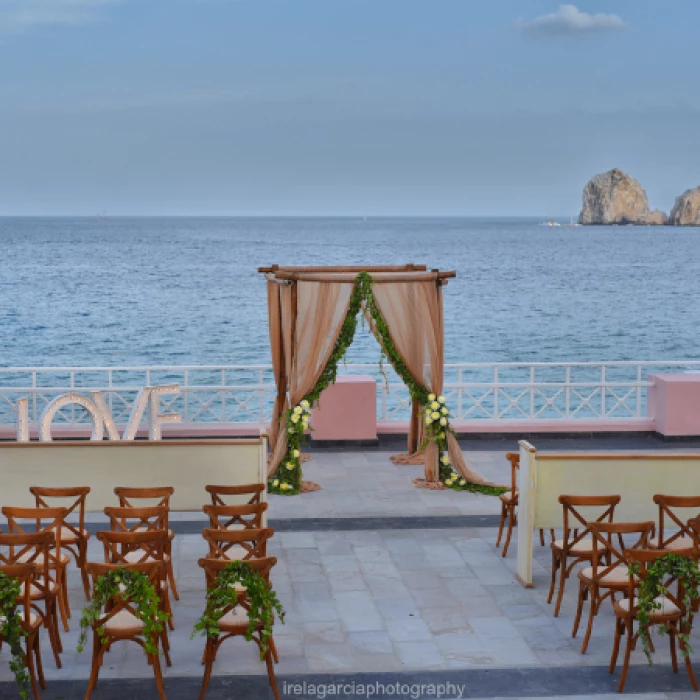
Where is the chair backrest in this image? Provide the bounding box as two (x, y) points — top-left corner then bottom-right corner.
(505, 453), (519, 494)
(30, 486), (91, 541)
(588, 520), (656, 584)
(0, 531), (55, 596)
(104, 506), (169, 534)
(2, 506), (68, 569)
(84, 561), (166, 633)
(202, 502), (268, 531)
(201, 527), (274, 561)
(198, 555), (277, 589)
(205, 484), (265, 507)
(96, 529), (169, 565)
(653, 495), (700, 548)
(558, 495), (621, 551)
(0, 563), (35, 629)
(114, 487), (174, 509)
(623, 546), (697, 615)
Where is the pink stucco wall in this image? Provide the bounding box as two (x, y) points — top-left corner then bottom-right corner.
(310, 375), (378, 441)
(648, 373), (700, 436)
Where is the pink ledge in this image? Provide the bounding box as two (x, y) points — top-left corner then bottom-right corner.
(377, 419), (655, 434)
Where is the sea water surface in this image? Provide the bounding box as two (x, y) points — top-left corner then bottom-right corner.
(0, 217), (698, 368)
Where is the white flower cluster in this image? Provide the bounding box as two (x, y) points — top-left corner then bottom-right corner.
(441, 453), (466, 488)
(424, 393), (449, 427)
(289, 399), (311, 432)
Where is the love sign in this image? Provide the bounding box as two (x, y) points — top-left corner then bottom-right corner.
(13, 385), (182, 442)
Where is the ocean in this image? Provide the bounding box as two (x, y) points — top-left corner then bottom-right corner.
(0, 216), (698, 368)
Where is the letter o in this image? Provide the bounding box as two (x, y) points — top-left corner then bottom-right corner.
(40, 394), (105, 442)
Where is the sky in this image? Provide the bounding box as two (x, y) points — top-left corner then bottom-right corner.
(1, 0), (699, 216)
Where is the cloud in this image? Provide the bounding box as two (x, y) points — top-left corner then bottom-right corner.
(516, 4), (626, 38)
(0, 0), (122, 34)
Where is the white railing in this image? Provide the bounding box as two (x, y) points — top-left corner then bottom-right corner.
(0, 362), (697, 428)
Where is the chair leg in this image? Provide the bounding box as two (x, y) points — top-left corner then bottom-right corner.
(617, 618), (634, 692)
(670, 623), (679, 673)
(265, 649), (281, 700)
(79, 541), (91, 600)
(680, 623), (699, 691)
(85, 634), (105, 700)
(496, 503), (507, 548)
(553, 555), (568, 617)
(33, 633), (46, 691)
(25, 635), (40, 700)
(572, 580), (586, 638)
(580, 587), (597, 654)
(502, 506), (515, 557)
(199, 639), (216, 700)
(269, 636), (279, 664)
(609, 617), (622, 673)
(539, 529), (545, 547)
(45, 601), (62, 668)
(547, 551), (559, 605)
(167, 561), (180, 601)
(151, 654), (167, 700)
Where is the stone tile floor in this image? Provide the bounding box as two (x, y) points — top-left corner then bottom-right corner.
(1, 442), (699, 698)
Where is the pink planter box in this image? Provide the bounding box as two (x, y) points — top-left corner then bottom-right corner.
(648, 373), (700, 437)
(310, 375), (378, 441)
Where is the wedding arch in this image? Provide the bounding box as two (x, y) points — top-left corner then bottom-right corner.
(259, 265), (498, 496)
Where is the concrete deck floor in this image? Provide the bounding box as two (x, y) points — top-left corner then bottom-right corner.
(1, 438), (700, 699)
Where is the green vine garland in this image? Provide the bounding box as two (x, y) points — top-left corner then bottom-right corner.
(77, 568), (168, 656)
(192, 561), (285, 658)
(0, 572), (30, 700)
(268, 270), (504, 498)
(631, 553), (700, 664)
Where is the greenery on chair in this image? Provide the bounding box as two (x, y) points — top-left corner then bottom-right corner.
(268, 270), (504, 497)
(633, 553), (700, 664)
(77, 568), (168, 656)
(192, 561), (285, 659)
(0, 571), (30, 700)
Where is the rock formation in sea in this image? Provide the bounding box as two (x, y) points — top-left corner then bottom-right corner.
(579, 169), (667, 225)
(669, 187), (700, 226)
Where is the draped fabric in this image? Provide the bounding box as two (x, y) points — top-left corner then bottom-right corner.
(267, 280), (353, 479)
(266, 280), (288, 467)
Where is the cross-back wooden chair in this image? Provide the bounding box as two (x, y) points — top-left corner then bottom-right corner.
(83, 561), (169, 700)
(205, 484), (265, 509)
(96, 529), (174, 632)
(104, 505), (178, 602)
(112, 488), (178, 599)
(0, 531), (64, 669)
(610, 546), (699, 692)
(197, 557), (280, 700)
(573, 520), (655, 653)
(29, 486), (92, 599)
(651, 495), (700, 551)
(202, 502), (268, 532)
(495, 452), (551, 557)
(2, 506), (71, 633)
(547, 494), (621, 617)
(202, 527), (274, 562)
(0, 563), (45, 700)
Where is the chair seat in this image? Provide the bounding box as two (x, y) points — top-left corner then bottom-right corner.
(219, 607), (257, 631)
(616, 595), (681, 618)
(0, 612), (41, 629)
(579, 565), (631, 585)
(123, 551), (158, 564)
(17, 552), (70, 566)
(60, 526), (90, 544)
(134, 527), (174, 539)
(20, 581), (59, 599)
(649, 536), (695, 551)
(222, 545), (248, 561)
(225, 524), (246, 531)
(499, 490), (517, 504)
(553, 536), (603, 554)
(104, 609), (145, 634)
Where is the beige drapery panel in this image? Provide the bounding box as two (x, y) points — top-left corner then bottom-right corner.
(371, 280), (490, 486)
(266, 280), (288, 464)
(267, 280), (354, 477)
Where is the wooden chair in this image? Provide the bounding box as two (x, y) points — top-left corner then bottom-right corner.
(96, 529), (174, 632)
(547, 495), (621, 617)
(610, 546), (698, 692)
(30, 486), (92, 599)
(104, 505), (178, 602)
(197, 557), (280, 700)
(205, 484), (265, 509)
(0, 563), (45, 700)
(83, 561), (168, 700)
(573, 519), (655, 653)
(2, 506), (71, 633)
(0, 532), (64, 669)
(202, 527), (274, 561)
(495, 452), (551, 557)
(203, 503), (268, 532)
(113, 487), (178, 600)
(650, 495), (700, 551)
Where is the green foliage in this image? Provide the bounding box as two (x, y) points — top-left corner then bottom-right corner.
(0, 571), (30, 700)
(632, 553), (700, 664)
(77, 568), (168, 656)
(270, 270), (501, 497)
(192, 561), (285, 659)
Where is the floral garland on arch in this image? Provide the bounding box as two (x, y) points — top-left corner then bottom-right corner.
(268, 271), (505, 497)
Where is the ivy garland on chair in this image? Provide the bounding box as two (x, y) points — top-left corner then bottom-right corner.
(268, 271), (505, 497)
(0, 572), (30, 700)
(632, 553), (700, 664)
(77, 568), (169, 656)
(191, 561), (285, 659)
